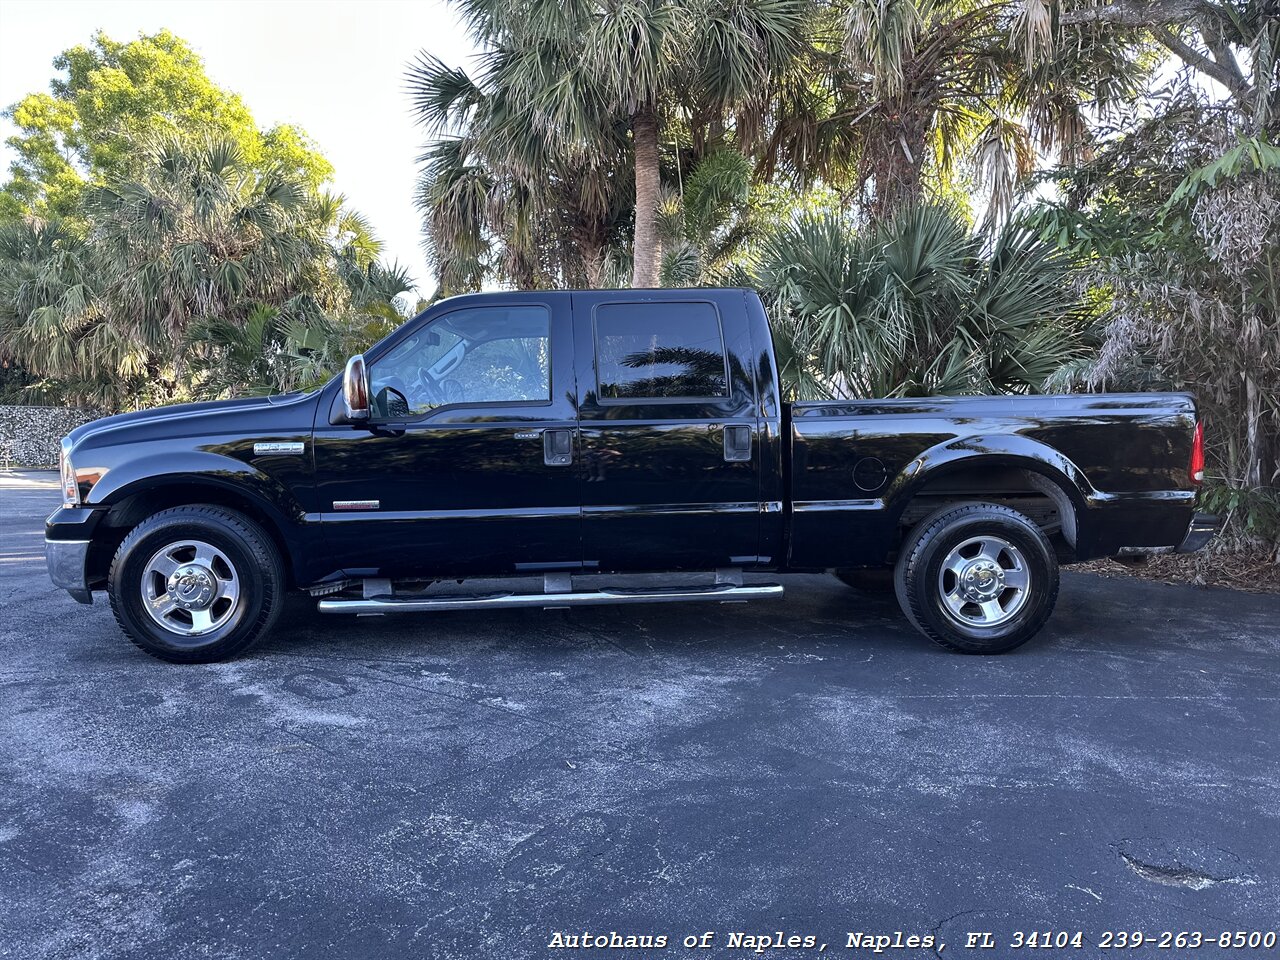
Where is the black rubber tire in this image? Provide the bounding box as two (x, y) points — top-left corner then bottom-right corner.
(833, 567), (895, 592)
(893, 501), (1058, 654)
(108, 505), (285, 663)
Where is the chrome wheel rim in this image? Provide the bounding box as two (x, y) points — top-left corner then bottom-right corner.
(140, 539), (241, 637)
(937, 535), (1030, 629)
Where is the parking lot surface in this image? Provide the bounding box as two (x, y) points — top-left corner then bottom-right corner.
(2, 474), (1278, 959)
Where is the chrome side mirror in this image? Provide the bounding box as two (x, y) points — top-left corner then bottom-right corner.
(343, 354), (370, 421)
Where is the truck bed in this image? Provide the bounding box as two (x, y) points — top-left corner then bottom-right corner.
(783, 393), (1200, 568)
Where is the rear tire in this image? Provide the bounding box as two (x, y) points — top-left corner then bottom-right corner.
(108, 505), (285, 663)
(894, 501), (1058, 654)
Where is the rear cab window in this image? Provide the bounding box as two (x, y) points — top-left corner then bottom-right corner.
(594, 301), (729, 401)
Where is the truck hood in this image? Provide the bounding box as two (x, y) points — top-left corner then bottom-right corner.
(65, 391), (319, 452)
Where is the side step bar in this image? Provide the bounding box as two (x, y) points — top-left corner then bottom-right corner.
(316, 581), (783, 615)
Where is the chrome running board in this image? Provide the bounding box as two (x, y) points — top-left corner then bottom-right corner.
(316, 581), (783, 615)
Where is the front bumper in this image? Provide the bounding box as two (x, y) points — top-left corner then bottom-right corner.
(46, 506), (103, 605)
(1176, 511), (1221, 554)
(46, 538), (93, 604)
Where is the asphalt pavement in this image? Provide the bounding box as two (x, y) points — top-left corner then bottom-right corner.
(2, 472), (1278, 959)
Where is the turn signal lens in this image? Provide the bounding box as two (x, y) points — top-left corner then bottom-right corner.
(1188, 420), (1204, 485)
(60, 450), (79, 506)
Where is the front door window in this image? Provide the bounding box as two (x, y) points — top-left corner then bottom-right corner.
(368, 305), (551, 418)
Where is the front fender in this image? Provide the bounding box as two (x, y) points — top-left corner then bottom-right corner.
(89, 450), (304, 531)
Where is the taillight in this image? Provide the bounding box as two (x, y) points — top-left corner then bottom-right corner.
(1188, 420), (1204, 485)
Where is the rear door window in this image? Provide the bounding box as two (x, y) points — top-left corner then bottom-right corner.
(594, 301), (729, 400)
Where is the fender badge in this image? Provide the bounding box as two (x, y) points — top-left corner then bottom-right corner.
(333, 500), (379, 511)
(254, 441), (305, 455)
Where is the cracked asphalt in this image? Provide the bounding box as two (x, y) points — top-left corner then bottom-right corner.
(2, 473), (1278, 959)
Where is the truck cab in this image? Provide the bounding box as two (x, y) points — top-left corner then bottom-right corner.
(312, 288), (779, 579)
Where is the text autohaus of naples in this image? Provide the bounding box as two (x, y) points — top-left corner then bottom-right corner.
(544, 930), (941, 950)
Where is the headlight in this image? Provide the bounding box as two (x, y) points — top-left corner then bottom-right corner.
(60, 441), (107, 507)
(60, 446), (79, 507)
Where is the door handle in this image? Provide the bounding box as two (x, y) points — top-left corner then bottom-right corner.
(724, 424), (752, 462)
(543, 428), (574, 466)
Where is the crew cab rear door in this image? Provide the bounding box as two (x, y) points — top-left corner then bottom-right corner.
(570, 291), (762, 571)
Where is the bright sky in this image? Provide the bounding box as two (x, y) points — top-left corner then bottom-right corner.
(0, 0), (480, 302)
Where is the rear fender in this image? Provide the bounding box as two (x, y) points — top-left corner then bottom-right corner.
(885, 433), (1094, 540)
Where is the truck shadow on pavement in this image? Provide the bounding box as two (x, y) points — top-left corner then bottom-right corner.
(250, 570), (1279, 665)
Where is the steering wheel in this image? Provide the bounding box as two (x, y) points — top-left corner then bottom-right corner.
(414, 365), (446, 406)
(441, 378), (464, 405)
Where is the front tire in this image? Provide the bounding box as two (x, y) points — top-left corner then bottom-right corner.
(894, 502), (1058, 654)
(108, 505), (285, 663)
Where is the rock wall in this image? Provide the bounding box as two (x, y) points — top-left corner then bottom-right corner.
(0, 406), (103, 468)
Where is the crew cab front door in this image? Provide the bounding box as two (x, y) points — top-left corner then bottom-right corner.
(571, 291), (762, 571)
(312, 294), (580, 579)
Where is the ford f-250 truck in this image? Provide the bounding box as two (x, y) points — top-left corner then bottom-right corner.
(46, 288), (1218, 662)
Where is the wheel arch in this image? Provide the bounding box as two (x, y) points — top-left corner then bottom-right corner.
(89, 468), (303, 588)
(884, 434), (1092, 554)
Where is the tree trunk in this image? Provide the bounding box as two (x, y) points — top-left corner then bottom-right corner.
(581, 249), (605, 288)
(571, 220), (607, 288)
(1244, 372), (1263, 489)
(509, 251), (538, 291)
(631, 104), (662, 288)
(866, 101), (929, 221)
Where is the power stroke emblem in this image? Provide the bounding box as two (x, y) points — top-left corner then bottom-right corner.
(253, 441), (305, 456)
(333, 500), (380, 511)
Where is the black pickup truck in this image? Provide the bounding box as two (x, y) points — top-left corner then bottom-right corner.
(47, 288), (1217, 662)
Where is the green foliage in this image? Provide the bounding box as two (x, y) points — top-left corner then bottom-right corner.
(415, 0), (1161, 292)
(0, 136), (410, 407)
(409, 51), (634, 292)
(1199, 483), (1280, 555)
(1166, 136), (1280, 207)
(756, 204), (1091, 399)
(1027, 81), (1280, 550)
(411, 0), (813, 290)
(2, 30), (332, 222)
(656, 148), (763, 286)
(766, 0), (1155, 223)
(186, 305), (359, 398)
(0, 30), (410, 407)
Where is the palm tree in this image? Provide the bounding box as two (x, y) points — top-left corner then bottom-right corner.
(0, 219), (105, 402)
(762, 0), (1151, 223)
(653, 147), (783, 286)
(408, 55), (633, 292)
(414, 0), (812, 288)
(79, 137), (340, 391)
(755, 203), (1090, 398)
(0, 135), (409, 407)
